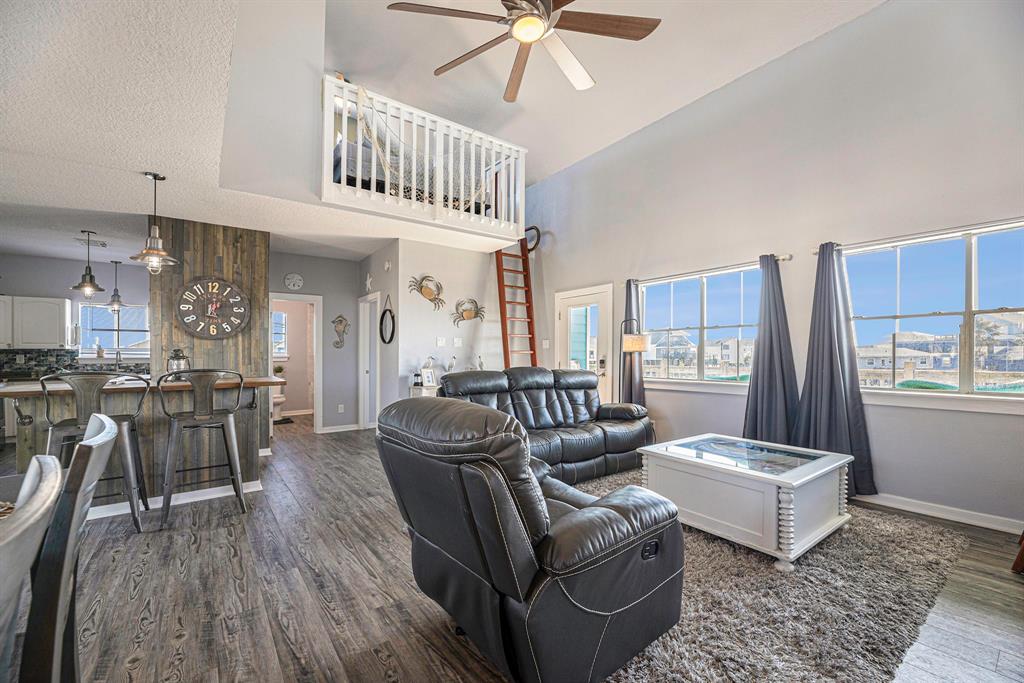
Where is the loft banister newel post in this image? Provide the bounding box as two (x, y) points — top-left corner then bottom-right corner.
(433, 120), (443, 222)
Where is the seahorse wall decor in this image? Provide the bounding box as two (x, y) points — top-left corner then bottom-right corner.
(408, 275), (445, 310)
(332, 314), (350, 348)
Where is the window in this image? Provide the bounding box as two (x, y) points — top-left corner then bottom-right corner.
(79, 304), (149, 357)
(844, 222), (1024, 395)
(640, 266), (761, 382)
(272, 311), (288, 357)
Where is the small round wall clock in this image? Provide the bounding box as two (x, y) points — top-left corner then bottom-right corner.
(175, 277), (251, 339)
(284, 272), (304, 290)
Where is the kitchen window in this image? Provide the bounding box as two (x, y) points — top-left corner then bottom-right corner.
(844, 222), (1023, 395)
(640, 265), (761, 383)
(272, 311), (288, 357)
(79, 303), (149, 357)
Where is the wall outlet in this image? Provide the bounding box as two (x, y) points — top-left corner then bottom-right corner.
(453, 337), (463, 348)
(16, 354), (25, 364)
(437, 337), (447, 347)
(337, 404), (345, 414)
(541, 339), (550, 350)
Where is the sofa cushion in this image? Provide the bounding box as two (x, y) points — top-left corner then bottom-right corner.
(439, 371), (515, 417)
(555, 423), (606, 463)
(593, 419), (651, 454)
(553, 369), (600, 423)
(526, 429), (563, 465)
(507, 367), (568, 429)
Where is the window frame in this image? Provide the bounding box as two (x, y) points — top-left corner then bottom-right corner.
(639, 264), (760, 385)
(272, 310), (288, 358)
(78, 302), (150, 358)
(844, 221), (1024, 398)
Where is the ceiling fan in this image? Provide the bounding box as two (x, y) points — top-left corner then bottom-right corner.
(387, 0), (661, 102)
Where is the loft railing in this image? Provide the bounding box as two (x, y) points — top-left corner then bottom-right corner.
(321, 75), (527, 238)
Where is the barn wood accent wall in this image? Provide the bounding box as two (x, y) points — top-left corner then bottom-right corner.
(148, 216), (271, 476)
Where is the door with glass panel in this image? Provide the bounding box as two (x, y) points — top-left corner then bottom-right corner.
(554, 285), (613, 399)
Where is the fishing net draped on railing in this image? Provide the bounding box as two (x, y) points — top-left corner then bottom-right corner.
(326, 79), (526, 229)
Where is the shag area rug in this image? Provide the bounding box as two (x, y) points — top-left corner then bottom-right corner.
(574, 470), (970, 682)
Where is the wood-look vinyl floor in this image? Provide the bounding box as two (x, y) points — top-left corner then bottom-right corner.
(47, 416), (1024, 681)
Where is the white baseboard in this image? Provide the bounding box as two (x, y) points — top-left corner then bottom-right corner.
(316, 424), (361, 434)
(259, 447), (272, 458)
(281, 409), (313, 417)
(87, 480), (263, 521)
(854, 492), (1023, 534)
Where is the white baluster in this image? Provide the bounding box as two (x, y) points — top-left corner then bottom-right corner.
(338, 93), (348, 192)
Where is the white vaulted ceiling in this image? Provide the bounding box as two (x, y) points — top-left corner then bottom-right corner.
(0, 0), (883, 260)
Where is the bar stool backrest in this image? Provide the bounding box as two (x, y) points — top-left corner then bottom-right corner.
(0, 455), (63, 677)
(22, 414), (118, 683)
(40, 371), (150, 427)
(156, 370), (243, 420)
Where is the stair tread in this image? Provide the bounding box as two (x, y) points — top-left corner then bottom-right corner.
(507, 334), (533, 338)
(510, 350), (535, 354)
(504, 285), (528, 290)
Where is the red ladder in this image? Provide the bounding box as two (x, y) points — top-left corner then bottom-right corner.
(495, 231), (538, 369)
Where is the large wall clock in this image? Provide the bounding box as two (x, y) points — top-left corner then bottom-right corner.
(175, 277), (251, 339)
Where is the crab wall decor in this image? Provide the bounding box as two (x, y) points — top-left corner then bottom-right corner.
(409, 275), (445, 310)
(451, 299), (486, 327)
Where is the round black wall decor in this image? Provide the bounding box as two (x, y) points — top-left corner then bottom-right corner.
(379, 295), (396, 345)
(175, 277), (251, 339)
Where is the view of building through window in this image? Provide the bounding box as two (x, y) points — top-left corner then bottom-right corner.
(845, 225), (1023, 394)
(272, 311), (288, 356)
(567, 303), (598, 372)
(640, 267), (761, 382)
(79, 304), (149, 356)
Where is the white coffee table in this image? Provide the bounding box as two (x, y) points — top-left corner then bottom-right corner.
(639, 434), (853, 572)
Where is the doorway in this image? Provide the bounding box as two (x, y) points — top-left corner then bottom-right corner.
(554, 284), (614, 399)
(269, 293), (323, 436)
(358, 292), (381, 429)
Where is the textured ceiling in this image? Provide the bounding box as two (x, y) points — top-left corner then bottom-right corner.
(0, 204), (150, 264)
(325, 0), (885, 183)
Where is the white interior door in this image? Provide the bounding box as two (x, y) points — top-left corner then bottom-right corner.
(359, 293), (381, 428)
(554, 284), (614, 399)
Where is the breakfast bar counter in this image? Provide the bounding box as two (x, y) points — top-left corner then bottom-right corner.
(0, 376), (284, 503)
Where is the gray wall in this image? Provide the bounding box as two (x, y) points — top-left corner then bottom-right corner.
(271, 299), (313, 414)
(0, 252), (150, 330)
(526, 0), (1024, 522)
(269, 252), (360, 429)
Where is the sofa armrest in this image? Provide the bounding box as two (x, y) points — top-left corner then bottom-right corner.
(538, 486), (677, 575)
(597, 402), (648, 420)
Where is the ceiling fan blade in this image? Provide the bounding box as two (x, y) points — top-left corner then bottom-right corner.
(435, 34), (510, 76)
(541, 32), (594, 90)
(504, 42), (532, 103)
(554, 10), (661, 41)
(387, 2), (504, 23)
(551, 0), (576, 9)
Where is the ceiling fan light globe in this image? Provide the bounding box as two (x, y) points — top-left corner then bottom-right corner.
(511, 13), (546, 43)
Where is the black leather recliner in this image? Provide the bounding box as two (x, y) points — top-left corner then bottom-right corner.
(376, 397), (684, 683)
(437, 367), (655, 484)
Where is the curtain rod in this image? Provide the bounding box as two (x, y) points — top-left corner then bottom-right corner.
(640, 253), (792, 286)
(811, 216), (1024, 256)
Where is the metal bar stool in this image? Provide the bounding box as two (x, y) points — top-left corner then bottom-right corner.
(157, 370), (247, 527)
(40, 371), (151, 533)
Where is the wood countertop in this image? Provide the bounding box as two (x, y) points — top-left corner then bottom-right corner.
(0, 376), (285, 399)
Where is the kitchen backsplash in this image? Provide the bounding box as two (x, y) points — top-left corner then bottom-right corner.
(0, 349), (150, 378)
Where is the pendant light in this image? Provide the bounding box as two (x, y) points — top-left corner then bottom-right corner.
(107, 260), (124, 311)
(71, 230), (105, 299)
(130, 171), (178, 275)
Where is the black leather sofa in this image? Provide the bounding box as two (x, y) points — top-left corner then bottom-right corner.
(437, 367), (654, 484)
(376, 397), (684, 683)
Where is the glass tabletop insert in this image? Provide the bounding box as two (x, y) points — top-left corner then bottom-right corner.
(667, 437), (820, 475)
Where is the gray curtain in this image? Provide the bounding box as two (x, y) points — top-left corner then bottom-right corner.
(743, 255), (799, 444)
(793, 243), (877, 496)
(620, 279), (646, 406)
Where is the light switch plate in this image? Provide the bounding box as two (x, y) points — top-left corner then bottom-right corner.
(337, 404), (345, 414)
(541, 339), (550, 350)
(453, 337), (463, 347)
(437, 337), (447, 347)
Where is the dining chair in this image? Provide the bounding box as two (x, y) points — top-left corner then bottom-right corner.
(20, 414), (118, 683)
(0, 456), (63, 681)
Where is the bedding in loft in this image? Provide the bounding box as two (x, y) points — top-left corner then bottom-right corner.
(333, 139), (492, 215)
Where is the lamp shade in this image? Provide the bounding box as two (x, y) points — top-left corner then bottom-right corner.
(622, 332), (652, 354)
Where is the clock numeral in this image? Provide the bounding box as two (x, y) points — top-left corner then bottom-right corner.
(179, 304), (192, 311)
(230, 317), (241, 325)
(196, 321), (205, 333)
(223, 287), (232, 296)
(183, 315), (197, 323)
(229, 296), (241, 303)
(193, 283), (205, 295)
(233, 307), (245, 313)
(222, 323), (232, 333)
(183, 291), (197, 302)
(209, 281), (220, 293)
(208, 323), (218, 336)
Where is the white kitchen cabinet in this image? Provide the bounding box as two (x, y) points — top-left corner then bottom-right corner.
(11, 297), (71, 349)
(0, 296), (11, 348)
